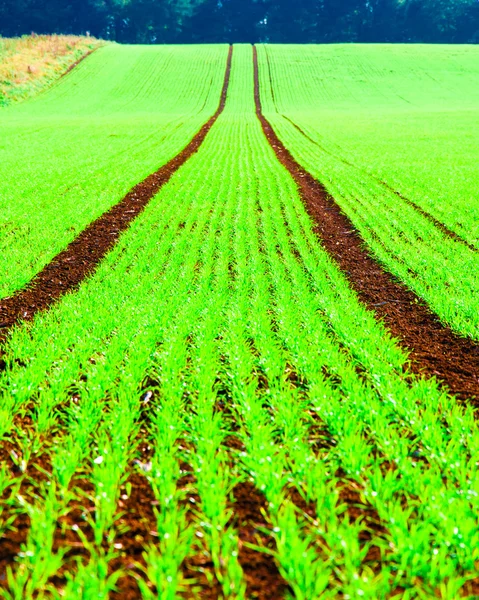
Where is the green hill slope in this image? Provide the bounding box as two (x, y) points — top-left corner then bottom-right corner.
(0, 44), (229, 298)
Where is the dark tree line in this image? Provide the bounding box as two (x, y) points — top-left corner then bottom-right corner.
(1, 0), (478, 43)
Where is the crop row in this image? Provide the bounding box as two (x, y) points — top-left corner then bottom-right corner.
(256, 43), (479, 340)
(0, 44), (478, 598)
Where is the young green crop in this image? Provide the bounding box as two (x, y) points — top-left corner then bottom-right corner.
(1, 43), (479, 599)
(257, 43), (479, 339)
(0, 43), (229, 298)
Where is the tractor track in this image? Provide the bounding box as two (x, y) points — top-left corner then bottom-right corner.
(60, 45), (100, 79)
(0, 46), (289, 600)
(282, 114), (478, 253)
(253, 45), (479, 402)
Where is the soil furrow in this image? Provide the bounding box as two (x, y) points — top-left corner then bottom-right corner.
(253, 45), (479, 402)
(0, 45), (233, 342)
(233, 481), (290, 600)
(60, 46), (100, 80)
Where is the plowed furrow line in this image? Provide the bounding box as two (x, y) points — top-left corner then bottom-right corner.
(0, 46), (232, 340)
(253, 45), (479, 402)
(233, 481), (290, 600)
(60, 46), (99, 80)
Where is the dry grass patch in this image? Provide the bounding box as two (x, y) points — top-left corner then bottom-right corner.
(0, 34), (104, 105)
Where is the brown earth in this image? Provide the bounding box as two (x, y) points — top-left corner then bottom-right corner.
(253, 45), (479, 403)
(233, 481), (290, 600)
(0, 45), (233, 344)
(59, 46), (98, 80)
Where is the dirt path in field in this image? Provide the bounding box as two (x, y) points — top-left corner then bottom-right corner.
(253, 45), (479, 401)
(0, 45), (233, 343)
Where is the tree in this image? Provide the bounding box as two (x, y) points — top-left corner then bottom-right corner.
(0, 0), (478, 44)
(400, 0), (478, 42)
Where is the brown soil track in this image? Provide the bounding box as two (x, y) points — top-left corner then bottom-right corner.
(0, 45), (233, 342)
(60, 45), (100, 79)
(253, 45), (479, 402)
(234, 481), (290, 599)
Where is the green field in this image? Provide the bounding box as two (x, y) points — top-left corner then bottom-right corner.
(257, 44), (479, 338)
(1, 42), (479, 599)
(0, 44), (228, 297)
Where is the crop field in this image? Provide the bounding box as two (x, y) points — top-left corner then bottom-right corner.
(0, 44), (228, 297)
(0, 41), (479, 600)
(257, 44), (479, 339)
